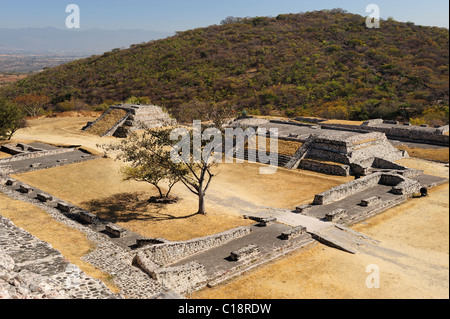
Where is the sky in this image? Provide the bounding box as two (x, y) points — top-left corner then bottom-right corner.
(0, 0), (448, 32)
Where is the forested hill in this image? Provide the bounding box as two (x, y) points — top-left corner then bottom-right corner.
(1, 10), (449, 124)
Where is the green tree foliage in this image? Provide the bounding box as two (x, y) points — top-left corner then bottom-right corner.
(102, 125), (220, 215)
(101, 130), (181, 199)
(0, 98), (27, 140)
(0, 11), (448, 124)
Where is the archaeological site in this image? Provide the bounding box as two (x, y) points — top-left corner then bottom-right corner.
(0, 109), (448, 299)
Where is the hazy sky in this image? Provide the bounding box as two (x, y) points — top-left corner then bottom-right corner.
(0, 0), (448, 32)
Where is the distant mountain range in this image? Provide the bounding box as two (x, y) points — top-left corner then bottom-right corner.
(0, 27), (173, 55)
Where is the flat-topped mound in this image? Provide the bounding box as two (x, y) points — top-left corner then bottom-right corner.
(285, 131), (408, 176)
(83, 104), (176, 137)
(85, 109), (128, 136)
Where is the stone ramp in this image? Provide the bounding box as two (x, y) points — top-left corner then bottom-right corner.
(309, 224), (380, 254)
(253, 210), (379, 254)
(84, 108), (129, 136)
(83, 104), (177, 138)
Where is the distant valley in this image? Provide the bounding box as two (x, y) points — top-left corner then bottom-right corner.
(0, 27), (173, 73)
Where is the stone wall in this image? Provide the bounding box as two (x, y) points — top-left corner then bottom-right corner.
(299, 159), (350, 176)
(150, 262), (207, 295)
(313, 172), (422, 205)
(313, 173), (382, 205)
(135, 226), (251, 266)
(0, 215), (120, 299)
(0, 148), (75, 164)
(357, 120), (449, 146)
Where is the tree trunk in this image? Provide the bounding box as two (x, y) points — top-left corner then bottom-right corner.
(197, 191), (206, 215)
(153, 183), (164, 198)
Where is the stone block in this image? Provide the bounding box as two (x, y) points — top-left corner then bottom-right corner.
(280, 226), (307, 240)
(105, 224), (126, 238)
(136, 238), (169, 248)
(78, 211), (98, 224)
(258, 217), (277, 227)
(57, 202), (72, 213)
(19, 185), (33, 194)
(295, 204), (313, 214)
(360, 196), (381, 207)
(324, 209), (347, 222)
(5, 179), (17, 186)
(37, 193), (53, 203)
(244, 215), (277, 226)
(230, 245), (260, 262)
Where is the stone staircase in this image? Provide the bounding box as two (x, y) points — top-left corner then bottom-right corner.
(234, 148), (292, 167)
(83, 104), (176, 138)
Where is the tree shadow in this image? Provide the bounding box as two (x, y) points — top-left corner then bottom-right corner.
(81, 192), (202, 224)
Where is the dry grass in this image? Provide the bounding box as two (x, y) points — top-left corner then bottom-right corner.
(12, 158), (351, 240)
(12, 158), (254, 241)
(13, 116), (119, 153)
(0, 193), (120, 293)
(396, 145), (449, 163)
(396, 157), (449, 178)
(321, 119), (364, 126)
(0, 73), (27, 87)
(86, 109), (128, 136)
(246, 136), (303, 156)
(0, 151), (11, 159)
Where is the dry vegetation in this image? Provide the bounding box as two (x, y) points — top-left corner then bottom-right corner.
(13, 159), (350, 241)
(246, 136), (303, 156)
(0, 151), (11, 159)
(85, 109), (128, 136)
(0, 73), (27, 87)
(321, 119), (364, 125)
(395, 145), (449, 163)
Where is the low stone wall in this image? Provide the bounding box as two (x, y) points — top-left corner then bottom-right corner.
(150, 262), (207, 295)
(373, 158), (407, 170)
(294, 117), (327, 124)
(313, 173), (382, 205)
(359, 120), (450, 146)
(313, 172), (422, 205)
(0, 148), (75, 164)
(0, 215), (120, 299)
(299, 159), (350, 176)
(135, 226), (252, 266)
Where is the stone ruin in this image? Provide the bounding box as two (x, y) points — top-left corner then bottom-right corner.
(285, 131), (409, 176)
(82, 103), (177, 138)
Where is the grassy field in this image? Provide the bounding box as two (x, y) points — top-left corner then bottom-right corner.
(246, 136), (303, 156)
(395, 145), (449, 163)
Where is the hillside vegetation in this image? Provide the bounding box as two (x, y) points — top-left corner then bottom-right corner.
(1, 10), (448, 124)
